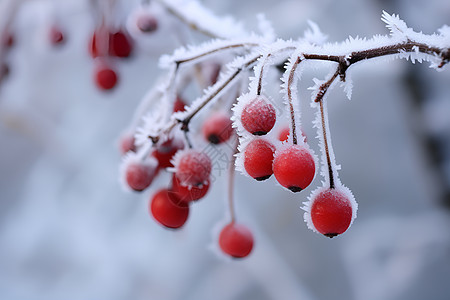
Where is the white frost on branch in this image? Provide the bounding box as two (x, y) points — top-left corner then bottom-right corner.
(160, 0), (247, 39)
(159, 37), (262, 69)
(302, 20), (328, 46)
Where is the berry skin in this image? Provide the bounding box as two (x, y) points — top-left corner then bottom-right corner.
(150, 189), (189, 229)
(119, 132), (136, 155)
(273, 145), (315, 192)
(125, 159), (158, 191)
(174, 149), (212, 187)
(244, 139), (275, 181)
(109, 30), (133, 58)
(219, 222), (254, 258)
(49, 26), (65, 45)
(202, 112), (233, 144)
(170, 174), (210, 204)
(94, 62), (118, 90)
(241, 96), (276, 135)
(137, 14), (158, 33)
(310, 188), (353, 238)
(152, 137), (185, 169)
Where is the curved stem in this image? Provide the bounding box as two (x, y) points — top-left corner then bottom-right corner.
(316, 68), (340, 189)
(286, 57), (302, 145)
(319, 99), (334, 189)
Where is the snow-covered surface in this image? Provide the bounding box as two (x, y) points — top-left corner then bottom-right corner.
(0, 0), (450, 300)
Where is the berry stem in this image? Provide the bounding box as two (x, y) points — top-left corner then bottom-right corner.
(179, 55), (261, 130)
(183, 130), (193, 149)
(256, 54), (271, 96)
(174, 43), (258, 65)
(319, 99), (334, 189)
(228, 142), (239, 223)
(286, 57), (302, 145)
(315, 68), (340, 189)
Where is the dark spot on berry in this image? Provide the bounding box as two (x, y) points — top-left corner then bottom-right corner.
(252, 131), (268, 136)
(324, 233), (338, 238)
(288, 186), (303, 193)
(255, 175), (271, 181)
(207, 134), (220, 144)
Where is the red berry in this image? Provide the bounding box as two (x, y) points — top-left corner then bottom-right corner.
(137, 14), (158, 33)
(150, 189), (189, 229)
(49, 26), (65, 45)
(173, 96), (186, 112)
(244, 139), (275, 181)
(109, 30), (133, 58)
(219, 222), (254, 258)
(273, 145), (315, 192)
(125, 159), (157, 191)
(94, 62), (118, 90)
(174, 149), (212, 187)
(170, 174), (210, 204)
(202, 112), (233, 144)
(152, 137), (185, 169)
(241, 96), (276, 135)
(119, 132), (136, 155)
(310, 188), (353, 238)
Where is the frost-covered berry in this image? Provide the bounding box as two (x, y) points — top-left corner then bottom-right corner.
(202, 112), (233, 144)
(94, 62), (118, 90)
(241, 96), (276, 135)
(309, 188), (354, 238)
(119, 132), (136, 155)
(173, 149), (212, 187)
(152, 137), (185, 168)
(170, 174), (210, 203)
(243, 139), (275, 181)
(137, 14), (158, 33)
(150, 189), (189, 229)
(109, 30), (133, 58)
(219, 222), (254, 258)
(49, 26), (65, 45)
(125, 158), (158, 191)
(273, 145), (315, 192)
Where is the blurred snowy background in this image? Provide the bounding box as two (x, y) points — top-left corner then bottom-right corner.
(0, 0), (449, 299)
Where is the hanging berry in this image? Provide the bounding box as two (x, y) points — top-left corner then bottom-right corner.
(94, 60), (118, 90)
(172, 149), (212, 187)
(272, 145), (315, 192)
(219, 222), (254, 258)
(202, 112), (234, 144)
(243, 138), (275, 181)
(240, 96), (276, 135)
(152, 137), (185, 169)
(170, 174), (210, 203)
(125, 158), (158, 192)
(150, 189), (189, 229)
(305, 187), (356, 238)
(136, 14), (158, 33)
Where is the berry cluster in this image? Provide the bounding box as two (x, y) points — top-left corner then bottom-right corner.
(119, 94), (255, 257)
(88, 2), (165, 91)
(235, 93), (316, 193)
(116, 6), (450, 259)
